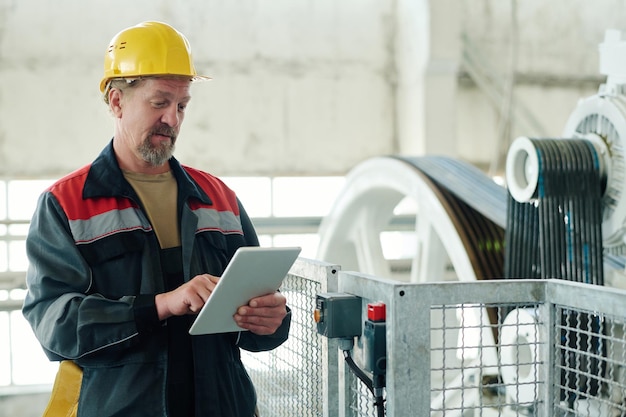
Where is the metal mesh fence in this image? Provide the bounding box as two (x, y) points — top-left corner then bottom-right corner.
(553, 306), (626, 416)
(338, 274), (626, 417)
(241, 259), (340, 417)
(430, 303), (545, 416)
(240, 261), (626, 417)
(243, 276), (323, 416)
(349, 377), (378, 417)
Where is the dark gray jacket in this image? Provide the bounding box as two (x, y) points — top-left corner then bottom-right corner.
(23, 141), (290, 416)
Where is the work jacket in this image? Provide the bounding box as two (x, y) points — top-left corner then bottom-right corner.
(22, 140), (291, 416)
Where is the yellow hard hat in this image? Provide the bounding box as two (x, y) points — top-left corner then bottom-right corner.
(99, 21), (210, 92)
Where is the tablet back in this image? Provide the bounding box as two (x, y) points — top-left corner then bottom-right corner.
(188, 246), (301, 335)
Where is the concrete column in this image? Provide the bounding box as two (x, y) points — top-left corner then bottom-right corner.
(395, 0), (461, 157)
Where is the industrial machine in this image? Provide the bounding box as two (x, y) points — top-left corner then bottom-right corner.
(316, 29), (626, 415)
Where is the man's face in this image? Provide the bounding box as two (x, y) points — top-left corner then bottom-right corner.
(116, 77), (192, 167)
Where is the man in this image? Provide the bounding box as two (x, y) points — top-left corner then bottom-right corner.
(22, 21), (290, 417)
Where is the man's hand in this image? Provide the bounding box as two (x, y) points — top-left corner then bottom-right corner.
(233, 292), (287, 335)
(155, 274), (219, 320)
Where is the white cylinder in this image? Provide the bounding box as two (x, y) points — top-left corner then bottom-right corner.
(505, 136), (539, 203)
(500, 308), (541, 404)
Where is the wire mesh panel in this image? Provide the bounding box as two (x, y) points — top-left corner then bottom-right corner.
(430, 303), (545, 416)
(336, 274), (626, 417)
(349, 376), (379, 417)
(552, 306), (626, 416)
(241, 258), (340, 417)
(241, 265), (626, 417)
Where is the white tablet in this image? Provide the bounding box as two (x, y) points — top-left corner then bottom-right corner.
(188, 246), (301, 335)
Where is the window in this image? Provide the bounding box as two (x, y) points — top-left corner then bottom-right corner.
(223, 176), (345, 258)
(0, 176), (345, 389)
(1, 179), (58, 387)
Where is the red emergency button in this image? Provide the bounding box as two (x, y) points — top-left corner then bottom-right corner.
(367, 302), (386, 322)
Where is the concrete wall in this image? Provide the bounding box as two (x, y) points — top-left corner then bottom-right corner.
(0, 0), (622, 179)
(0, 0), (396, 177)
(456, 0), (626, 174)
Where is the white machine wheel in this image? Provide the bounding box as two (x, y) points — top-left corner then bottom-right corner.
(562, 94), (626, 251)
(316, 156), (504, 411)
(317, 156), (483, 283)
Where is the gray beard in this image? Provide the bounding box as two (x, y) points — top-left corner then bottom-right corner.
(138, 136), (175, 167)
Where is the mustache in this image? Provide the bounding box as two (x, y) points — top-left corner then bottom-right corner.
(150, 124), (177, 140)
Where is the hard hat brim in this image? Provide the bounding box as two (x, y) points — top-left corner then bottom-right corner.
(99, 74), (212, 94)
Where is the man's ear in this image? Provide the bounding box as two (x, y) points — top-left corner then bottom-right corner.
(109, 88), (123, 118)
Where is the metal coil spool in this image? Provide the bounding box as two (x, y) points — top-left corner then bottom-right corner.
(504, 136), (604, 284)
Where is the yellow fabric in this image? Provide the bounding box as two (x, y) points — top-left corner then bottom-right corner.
(123, 170), (180, 249)
(43, 360), (82, 417)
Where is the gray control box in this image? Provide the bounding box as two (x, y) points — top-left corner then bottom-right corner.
(314, 293), (362, 338)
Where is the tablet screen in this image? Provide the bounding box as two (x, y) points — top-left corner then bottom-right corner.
(188, 246), (301, 335)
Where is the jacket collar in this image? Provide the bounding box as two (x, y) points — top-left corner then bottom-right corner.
(83, 139), (213, 205)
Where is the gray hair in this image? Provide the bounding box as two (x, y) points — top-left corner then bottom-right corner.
(102, 78), (145, 105)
